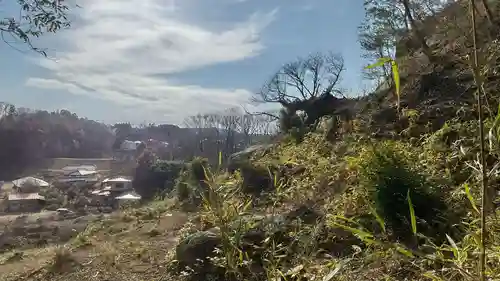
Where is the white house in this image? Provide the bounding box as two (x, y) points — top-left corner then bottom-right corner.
(58, 169), (99, 183)
(62, 165), (97, 175)
(116, 193), (141, 200)
(101, 177), (133, 192)
(12, 177), (49, 192)
(119, 140), (143, 151)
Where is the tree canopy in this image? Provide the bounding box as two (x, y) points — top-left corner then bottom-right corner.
(0, 0), (72, 55)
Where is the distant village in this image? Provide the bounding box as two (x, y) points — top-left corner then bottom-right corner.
(0, 139), (149, 215)
(0, 130), (262, 216)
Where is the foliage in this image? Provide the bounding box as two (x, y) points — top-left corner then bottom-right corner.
(365, 57), (401, 110)
(353, 141), (450, 243)
(174, 157), (211, 208)
(278, 108), (306, 143)
(0, 0), (72, 55)
(133, 151), (185, 200)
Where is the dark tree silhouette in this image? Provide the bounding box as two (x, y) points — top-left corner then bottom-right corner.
(0, 0), (73, 55)
(254, 52), (352, 129)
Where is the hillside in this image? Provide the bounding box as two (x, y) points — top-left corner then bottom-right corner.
(1, 1), (500, 281)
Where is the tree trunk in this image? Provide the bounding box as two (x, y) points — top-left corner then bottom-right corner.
(400, 0), (433, 60)
(480, 0), (494, 26)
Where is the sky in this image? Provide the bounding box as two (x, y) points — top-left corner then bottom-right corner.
(0, 0), (367, 125)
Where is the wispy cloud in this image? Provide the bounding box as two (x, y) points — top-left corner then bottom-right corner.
(26, 0), (277, 124)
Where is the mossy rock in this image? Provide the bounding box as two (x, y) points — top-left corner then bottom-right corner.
(175, 230), (221, 270)
(239, 163), (273, 195)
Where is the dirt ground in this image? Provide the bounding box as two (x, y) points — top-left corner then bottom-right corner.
(0, 211), (103, 254)
(0, 207), (189, 281)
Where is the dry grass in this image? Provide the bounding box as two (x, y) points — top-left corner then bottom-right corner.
(0, 201), (189, 281)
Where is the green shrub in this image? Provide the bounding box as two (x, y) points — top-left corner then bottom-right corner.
(133, 151), (185, 200)
(174, 157), (211, 208)
(358, 142), (450, 243)
(279, 108), (306, 143)
(238, 162), (273, 195)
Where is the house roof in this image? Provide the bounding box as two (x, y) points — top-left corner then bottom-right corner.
(8, 193), (46, 201)
(68, 169), (98, 176)
(12, 177), (49, 188)
(120, 140), (143, 151)
(102, 177), (132, 183)
(62, 165), (97, 171)
(116, 193), (141, 200)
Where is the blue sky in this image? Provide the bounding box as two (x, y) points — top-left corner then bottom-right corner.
(0, 0), (366, 125)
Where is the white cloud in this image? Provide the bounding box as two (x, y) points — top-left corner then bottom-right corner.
(26, 0), (277, 124)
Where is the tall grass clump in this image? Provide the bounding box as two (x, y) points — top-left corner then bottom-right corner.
(174, 157), (211, 209)
(357, 142), (450, 244)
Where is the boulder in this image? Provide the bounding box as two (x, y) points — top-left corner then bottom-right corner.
(175, 230), (221, 269)
(285, 205), (323, 224)
(239, 164), (273, 195)
(227, 144), (273, 173)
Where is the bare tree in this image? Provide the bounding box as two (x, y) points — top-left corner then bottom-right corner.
(254, 114), (278, 136)
(477, 0), (494, 26)
(240, 114), (257, 146)
(254, 52), (352, 128)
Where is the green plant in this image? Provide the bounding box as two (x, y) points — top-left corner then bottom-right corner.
(174, 157), (211, 209)
(357, 142), (449, 243)
(197, 165), (254, 280)
(365, 57), (401, 111)
(279, 108), (307, 143)
(48, 247), (77, 273)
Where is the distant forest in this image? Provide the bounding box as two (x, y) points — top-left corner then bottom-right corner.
(0, 104), (277, 180)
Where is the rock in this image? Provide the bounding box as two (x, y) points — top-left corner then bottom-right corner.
(239, 164), (273, 195)
(289, 165), (306, 175)
(227, 144), (273, 173)
(175, 231), (221, 269)
(285, 205), (323, 224)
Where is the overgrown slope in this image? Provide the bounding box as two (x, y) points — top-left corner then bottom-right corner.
(2, 1), (500, 281)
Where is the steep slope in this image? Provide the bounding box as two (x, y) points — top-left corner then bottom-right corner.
(356, 0), (500, 139)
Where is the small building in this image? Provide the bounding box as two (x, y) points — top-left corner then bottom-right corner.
(62, 165), (97, 175)
(116, 193), (141, 207)
(101, 177), (133, 192)
(58, 169), (99, 184)
(115, 193), (141, 201)
(7, 193), (46, 213)
(12, 177), (49, 193)
(113, 140), (145, 161)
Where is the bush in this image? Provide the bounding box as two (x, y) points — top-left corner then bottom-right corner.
(133, 151), (185, 200)
(357, 142), (450, 243)
(279, 108), (306, 143)
(174, 157), (211, 208)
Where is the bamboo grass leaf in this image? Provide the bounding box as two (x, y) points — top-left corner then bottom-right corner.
(407, 189), (417, 235)
(464, 183), (480, 214)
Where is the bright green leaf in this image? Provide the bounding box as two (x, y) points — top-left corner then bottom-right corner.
(396, 245), (415, 258)
(369, 204), (386, 233)
(407, 190), (417, 235)
(391, 60), (401, 109)
(464, 183), (480, 214)
(364, 57), (392, 69)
